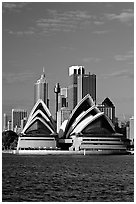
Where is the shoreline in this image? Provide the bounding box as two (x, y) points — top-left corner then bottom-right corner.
(2, 149), (133, 155)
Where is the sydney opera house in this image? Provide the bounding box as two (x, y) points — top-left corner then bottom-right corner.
(17, 99), (57, 150)
(17, 94), (127, 154)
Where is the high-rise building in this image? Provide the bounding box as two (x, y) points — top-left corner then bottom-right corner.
(129, 116), (134, 144)
(54, 83), (61, 121)
(58, 87), (68, 110)
(68, 66), (85, 76)
(68, 66), (85, 110)
(34, 67), (49, 107)
(97, 97), (115, 125)
(60, 87), (68, 98)
(3, 113), (8, 131)
(57, 108), (72, 133)
(7, 120), (12, 131)
(68, 66), (96, 110)
(77, 73), (96, 104)
(21, 117), (27, 131)
(12, 109), (27, 131)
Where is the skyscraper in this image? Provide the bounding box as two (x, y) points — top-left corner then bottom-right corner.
(97, 97), (116, 125)
(21, 117), (27, 131)
(12, 109), (27, 131)
(57, 108), (72, 133)
(3, 113), (8, 131)
(68, 66), (85, 110)
(34, 67), (49, 107)
(68, 66), (96, 110)
(54, 83), (61, 121)
(7, 120), (12, 131)
(58, 87), (68, 110)
(77, 73), (96, 104)
(129, 116), (134, 144)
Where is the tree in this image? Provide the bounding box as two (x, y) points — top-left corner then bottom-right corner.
(2, 130), (18, 149)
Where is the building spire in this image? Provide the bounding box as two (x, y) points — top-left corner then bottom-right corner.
(41, 66), (45, 78)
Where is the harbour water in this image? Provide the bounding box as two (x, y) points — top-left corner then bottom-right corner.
(2, 153), (134, 202)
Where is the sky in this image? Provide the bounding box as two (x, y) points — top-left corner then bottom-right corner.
(2, 1), (134, 122)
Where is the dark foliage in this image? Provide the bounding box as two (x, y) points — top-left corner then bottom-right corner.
(2, 130), (18, 149)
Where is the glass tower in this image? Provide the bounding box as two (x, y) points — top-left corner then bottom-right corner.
(11, 109), (27, 131)
(34, 67), (49, 107)
(68, 66), (96, 110)
(77, 73), (96, 104)
(3, 113), (8, 131)
(68, 66), (85, 110)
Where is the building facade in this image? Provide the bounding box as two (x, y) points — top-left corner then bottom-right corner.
(12, 109), (27, 131)
(3, 113), (8, 131)
(68, 66), (85, 110)
(68, 66), (96, 111)
(97, 97), (116, 125)
(21, 117), (27, 131)
(129, 116), (134, 144)
(7, 120), (12, 131)
(57, 107), (72, 133)
(58, 87), (68, 110)
(34, 68), (49, 107)
(77, 73), (96, 104)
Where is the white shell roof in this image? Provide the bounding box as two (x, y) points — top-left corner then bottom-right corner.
(22, 99), (55, 134)
(63, 94), (95, 138)
(70, 112), (104, 135)
(60, 94), (115, 138)
(65, 105), (100, 138)
(23, 117), (54, 134)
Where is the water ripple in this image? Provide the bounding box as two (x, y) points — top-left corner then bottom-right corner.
(2, 154), (134, 202)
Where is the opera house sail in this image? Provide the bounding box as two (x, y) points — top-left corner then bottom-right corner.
(58, 94), (127, 154)
(17, 99), (57, 150)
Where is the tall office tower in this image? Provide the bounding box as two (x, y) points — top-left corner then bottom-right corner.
(3, 113), (8, 131)
(60, 87), (68, 98)
(97, 97), (115, 125)
(129, 116), (134, 144)
(57, 108), (72, 133)
(68, 66), (85, 110)
(34, 67), (49, 107)
(58, 87), (68, 110)
(54, 83), (61, 121)
(77, 73), (96, 104)
(21, 117), (27, 131)
(7, 120), (12, 131)
(12, 109), (27, 131)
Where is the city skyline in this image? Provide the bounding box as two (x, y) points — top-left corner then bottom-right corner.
(2, 1), (134, 121)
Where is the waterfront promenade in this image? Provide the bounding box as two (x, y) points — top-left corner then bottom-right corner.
(2, 149), (131, 155)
